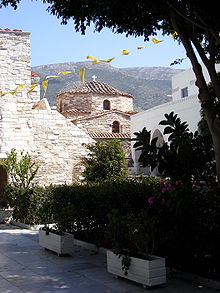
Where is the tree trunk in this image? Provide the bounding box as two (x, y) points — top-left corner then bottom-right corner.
(205, 112), (220, 186)
(170, 14), (220, 186)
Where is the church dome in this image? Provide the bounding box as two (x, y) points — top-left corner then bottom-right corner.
(57, 81), (133, 98)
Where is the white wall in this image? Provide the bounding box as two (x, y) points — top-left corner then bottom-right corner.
(131, 63), (220, 174)
(131, 95), (201, 174)
(172, 63), (220, 101)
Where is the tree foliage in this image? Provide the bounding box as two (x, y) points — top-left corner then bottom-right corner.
(0, 149), (39, 189)
(82, 140), (128, 183)
(133, 112), (216, 184)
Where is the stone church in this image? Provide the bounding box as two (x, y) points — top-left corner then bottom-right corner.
(0, 28), (135, 192)
(56, 78), (136, 156)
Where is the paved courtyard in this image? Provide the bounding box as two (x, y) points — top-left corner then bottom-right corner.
(0, 224), (218, 293)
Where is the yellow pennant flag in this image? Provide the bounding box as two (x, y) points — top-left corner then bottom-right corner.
(79, 68), (86, 84)
(27, 84), (38, 94)
(46, 75), (59, 79)
(121, 49), (130, 55)
(58, 71), (72, 75)
(100, 57), (115, 63)
(86, 55), (101, 64)
(172, 31), (178, 38)
(92, 59), (101, 64)
(136, 46), (147, 50)
(0, 91), (7, 96)
(151, 38), (163, 44)
(8, 90), (17, 95)
(42, 79), (48, 93)
(86, 55), (97, 60)
(15, 84), (26, 91)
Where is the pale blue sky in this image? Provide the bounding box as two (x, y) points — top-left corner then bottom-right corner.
(0, 1), (191, 69)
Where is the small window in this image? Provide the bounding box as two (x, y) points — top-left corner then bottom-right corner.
(112, 121), (120, 133)
(181, 87), (188, 98)
(59, 101), (63, 112)
(103, 99), (110, 110)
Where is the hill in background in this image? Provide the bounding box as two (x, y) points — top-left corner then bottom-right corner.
(32, 62), (183, 111)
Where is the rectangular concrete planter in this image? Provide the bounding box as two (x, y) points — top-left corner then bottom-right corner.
(0, 209), (12, 223)
(39, 229), (74, 256)
(106, 250), (166, 288)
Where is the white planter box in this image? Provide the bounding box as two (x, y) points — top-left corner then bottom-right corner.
(0, 209), (12, 223)
(39, 229), (74, 256)
(106, 250), (166, 287)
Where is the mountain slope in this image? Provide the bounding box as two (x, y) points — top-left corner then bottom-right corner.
(32, 62), (183, 111)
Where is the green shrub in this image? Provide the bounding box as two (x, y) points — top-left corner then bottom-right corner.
(82, 140), (128, 183)
(4, 185), (53, 225)
(0, 149), (39, 189)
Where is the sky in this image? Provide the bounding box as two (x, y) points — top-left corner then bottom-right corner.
(0, 1), (191, 69)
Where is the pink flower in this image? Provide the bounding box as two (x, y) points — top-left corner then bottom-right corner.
(161, 183), (173, 193)
(147, 197), (155, 204)
(175, 180), (182, 185)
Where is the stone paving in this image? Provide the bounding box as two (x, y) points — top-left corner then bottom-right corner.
(0, 224), (218, 293)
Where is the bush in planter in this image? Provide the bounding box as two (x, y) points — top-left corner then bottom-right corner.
(44, 178), (162, 247)
(156, 181), (220, 281)
(106, 187), (168, 275)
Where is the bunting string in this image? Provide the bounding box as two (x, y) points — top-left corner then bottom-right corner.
(0, 35), (180, 97)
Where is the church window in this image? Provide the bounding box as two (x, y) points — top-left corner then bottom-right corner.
(103, 99), (111, 110)
(60, 101), (63, 112)
(112, 121), (120, 133)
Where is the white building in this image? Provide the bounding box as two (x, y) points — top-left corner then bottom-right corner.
(131, 64), (220, 175)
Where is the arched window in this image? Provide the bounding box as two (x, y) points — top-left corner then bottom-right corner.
(152, 129), (164, 147)
(59, 101), (63, 112)
(103, 99), (111, 110)
(112, 121), (120, 133)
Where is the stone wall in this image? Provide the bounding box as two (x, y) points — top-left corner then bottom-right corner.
(32, 109), (94, 185)
(57, 93), (92, 113)
(0, 30), (34, 157)
(57, 92), (133, 116)
(90, 94), (133, 114)
(0, 30), (31, 92)
(77, 112), (131, 134)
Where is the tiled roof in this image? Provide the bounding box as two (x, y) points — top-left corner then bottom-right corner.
(63, 109), (91, 114)
(125, 110), (139, 115)
(89, 132), (131, 139)
(75, 109), (132, 121)
(58, 81), (133, 98)
(0, 28), (22, 32)
(31, 71), (40, 77)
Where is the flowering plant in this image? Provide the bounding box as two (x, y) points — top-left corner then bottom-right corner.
(106, 189), (167, 275)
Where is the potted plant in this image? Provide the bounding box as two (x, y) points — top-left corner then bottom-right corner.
(0, 198), (12, 223)
(106, 193), (167, 288)
(39, 225), (74, 256)
(38, 192), (74, 256)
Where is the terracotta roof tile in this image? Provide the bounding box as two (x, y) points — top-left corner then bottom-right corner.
(89, 132), (131, 139)
(125, 110), (139, 115)
(58, 81), (133, 98)
(75, 109), (132, 121)
(31, 71), (40, 77)
(63, 109), (91, 114)
(0, 28), (22, 32)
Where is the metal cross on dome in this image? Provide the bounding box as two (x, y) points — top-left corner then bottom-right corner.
(92, 74), (97, 81)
